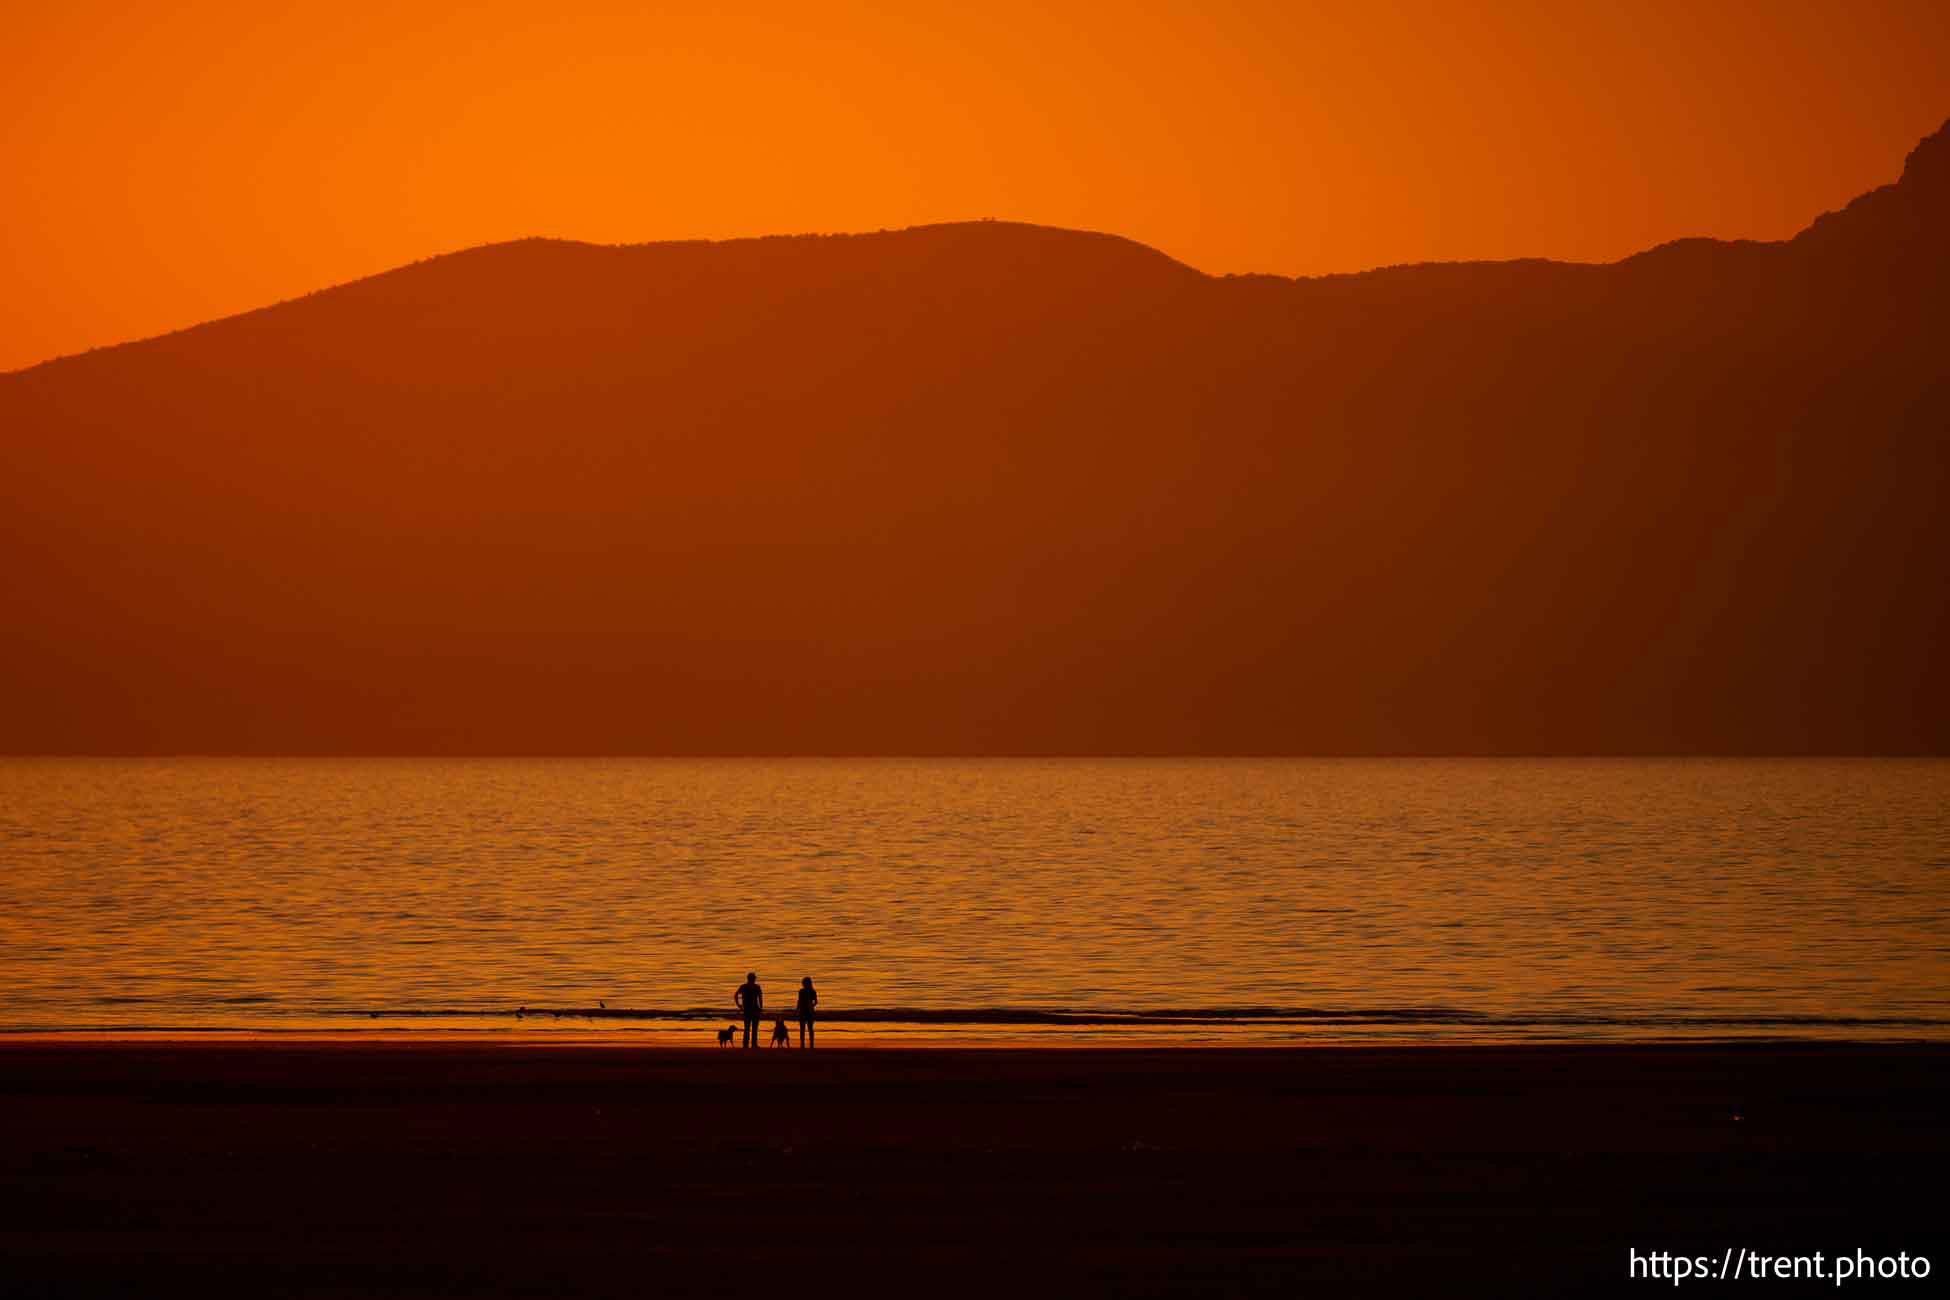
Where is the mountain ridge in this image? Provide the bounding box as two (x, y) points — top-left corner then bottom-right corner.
(13, 112), (1945, 379)
(5, 223), (1205, 379)
(2, 119), (1945, 753)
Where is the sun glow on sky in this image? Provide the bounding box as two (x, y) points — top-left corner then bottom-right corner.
(2, 0), (1946, 373)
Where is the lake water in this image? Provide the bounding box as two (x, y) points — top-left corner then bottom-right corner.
(2, 759), (1946, 1042)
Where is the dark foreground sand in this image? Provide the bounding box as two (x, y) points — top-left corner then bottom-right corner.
(2, 1042), (1944, 1297)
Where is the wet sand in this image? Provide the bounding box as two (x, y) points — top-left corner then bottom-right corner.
(2, 1041), (1944, 1296)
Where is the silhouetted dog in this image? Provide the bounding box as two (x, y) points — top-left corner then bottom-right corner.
(770, 1017), (790, 1048)
(717, 1026), (736, 1047)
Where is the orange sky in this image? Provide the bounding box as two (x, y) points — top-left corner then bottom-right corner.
(3, 0), (1946, 373)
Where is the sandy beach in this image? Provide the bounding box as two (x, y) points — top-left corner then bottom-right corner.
(2, 1040), (1943, 1296)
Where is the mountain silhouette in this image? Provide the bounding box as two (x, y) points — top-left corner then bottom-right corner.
(3, 122), (1946, 754)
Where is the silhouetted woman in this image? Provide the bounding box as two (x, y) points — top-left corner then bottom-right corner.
(797, 976), (818, 1049)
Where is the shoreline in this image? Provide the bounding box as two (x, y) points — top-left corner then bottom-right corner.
(5, 1040), (1943, 1296)
(6, 1027), (1950, 1047)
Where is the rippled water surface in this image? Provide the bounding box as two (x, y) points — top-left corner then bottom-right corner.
(2, 759), (1946, 1041)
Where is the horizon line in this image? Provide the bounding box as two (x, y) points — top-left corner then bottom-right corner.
(3, 753), (1943, 761)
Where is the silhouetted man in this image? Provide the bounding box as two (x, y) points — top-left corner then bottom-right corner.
(735, 972), (763, 1048)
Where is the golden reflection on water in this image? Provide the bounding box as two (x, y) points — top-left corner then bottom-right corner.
(1, 759), (1946, 1041)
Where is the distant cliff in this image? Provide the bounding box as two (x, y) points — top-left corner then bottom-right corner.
(3, 122), (1945, 753)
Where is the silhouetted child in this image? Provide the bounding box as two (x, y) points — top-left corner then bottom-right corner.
(770, 1017), (790, 1048)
